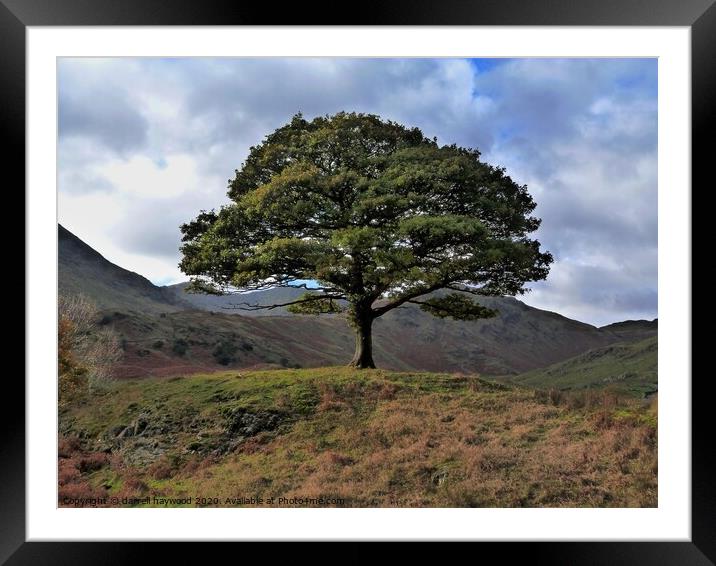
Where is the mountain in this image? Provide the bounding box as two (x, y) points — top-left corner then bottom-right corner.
(59, 225), (187, 313)
(167, 281), (654, 374)
(58, 224), (658, 378)
(373, 294), (624, 375)
(505, 336), (658, 397)
(164, 282), (307, 316)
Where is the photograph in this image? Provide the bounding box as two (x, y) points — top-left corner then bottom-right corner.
(3, 0), (710, 557)
(56, 56), (659, 509)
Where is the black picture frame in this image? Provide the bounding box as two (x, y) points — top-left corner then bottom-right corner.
(6, 0), (712, 563)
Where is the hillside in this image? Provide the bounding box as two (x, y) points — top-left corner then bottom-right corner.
(163, 280), (654, 376)
(505, 336), (658, 397)
(59, 224), (657, 377)
(165, 282), (631, 374)
(164, 282), (307, 316)
(600, 319), (658, 342)
(375, 294), (623, 374)
(59, 225), (186, 313)
(58, 367), (657, 508)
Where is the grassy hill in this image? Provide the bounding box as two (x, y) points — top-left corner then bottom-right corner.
(106, 301), (641, 379)
(505, 336), (658, 398)
(102, 309), (356, 378)
(600, 319), (658, 342)
(59, 367), (657, 508)
(167, 280), (644, 374)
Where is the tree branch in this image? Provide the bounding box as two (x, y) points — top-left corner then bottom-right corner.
(405, 299), (444, 311)
(371, 282), (445, 318)
(223, 293), (345, 312)
(405, 298), (456, 317)
(445, 283), (489, 295)
(201, 280), (341, 295)
(406, 293), (497, 321)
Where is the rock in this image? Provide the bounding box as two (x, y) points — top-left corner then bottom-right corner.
(119, 443), (166, 467)
(118, 426), (134, 439)
(110, 425), (127, 437)
(224, 408), (283, 437)
(211, 439), (242, 457)
(96, 442), (113, 453)
(187, 441), (203, 451)
(133, 415), (150, 436)
(431, 470), (449, 486)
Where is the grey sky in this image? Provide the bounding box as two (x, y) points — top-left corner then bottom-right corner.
(58, 57), (657, 327)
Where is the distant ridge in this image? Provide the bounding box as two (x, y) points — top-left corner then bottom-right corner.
(600, 319), (658, 342)
(164, 282), (306, 316)
(58, 224), (657, 377)
(508, 336), (658, 397)
(58, 224), (187, 313)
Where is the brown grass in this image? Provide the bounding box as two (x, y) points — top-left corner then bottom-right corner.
(57, 369), (657, 508)
(166, 390), (655, 507)
(57, 435), (111, 505)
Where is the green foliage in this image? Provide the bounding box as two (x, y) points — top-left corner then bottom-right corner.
(179, 112), (552, 366)
(172, 338), (189, 357)
(180, 112), (550, 303)
(412, 293), (497, 321)
(213, 340), (239, 366)
(285, 292), (345, 315)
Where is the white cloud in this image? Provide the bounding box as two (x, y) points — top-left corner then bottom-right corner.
(101, 154), (200, 199)
(58, 57), (658, 325)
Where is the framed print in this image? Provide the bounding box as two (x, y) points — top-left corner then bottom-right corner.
(6, 0), (713, 563)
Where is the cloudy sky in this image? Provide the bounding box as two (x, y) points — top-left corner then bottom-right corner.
(58, 57), (657, 327)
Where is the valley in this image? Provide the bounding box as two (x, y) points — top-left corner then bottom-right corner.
(59, 224), (658, 383)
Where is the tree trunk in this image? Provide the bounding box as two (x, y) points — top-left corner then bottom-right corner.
(349, 314), (375, 369)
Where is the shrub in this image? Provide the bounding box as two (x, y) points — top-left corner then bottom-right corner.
(548, 389), (563, 406)
(58, 436), (82, 458)
(58, 294), (122, 401)
(213, 340), (238, 365)
(115, 477), (149, 498)
(149, 455), (178, 480)
(78, 452), (109, 473)
(58, 481), (106, 505)
(152, 340), (164, 349)
(58, 459), (81, 485)
(172, 338), (189, 356)
(565, 391), (586, 409)
(533, 389), (550, 404)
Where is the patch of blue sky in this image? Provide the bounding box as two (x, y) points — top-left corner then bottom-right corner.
(467, 58), (510, 73)
(288, 279), (321, 289)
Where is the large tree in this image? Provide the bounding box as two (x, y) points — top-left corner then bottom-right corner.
(179, 112), (552, 369)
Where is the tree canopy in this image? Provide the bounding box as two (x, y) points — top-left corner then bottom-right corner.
(180, 112), (552, 368)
